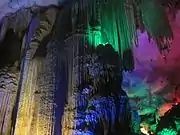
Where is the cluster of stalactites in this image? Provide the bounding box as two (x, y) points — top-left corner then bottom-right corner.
(70, 0), (173, 70)
(154, 36), (172, 57)
(137, 0), (173, 57)
(70, 0), (136, 71)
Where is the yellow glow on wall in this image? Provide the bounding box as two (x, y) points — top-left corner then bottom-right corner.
(14, 59), (52, 135)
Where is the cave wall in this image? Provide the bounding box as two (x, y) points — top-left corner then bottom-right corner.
(122, 9), (180, 133)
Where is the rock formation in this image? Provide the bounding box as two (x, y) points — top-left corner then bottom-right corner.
(0, 0), (179, 135)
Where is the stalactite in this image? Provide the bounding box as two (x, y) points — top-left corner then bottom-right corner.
(67, 0), (174, 70)
(0, 7), (34, 44)
(0, 6), (58, 60)
(26, 7), (58, 60)
(68, 0), (137, 71)
(139, 0), (173, 54)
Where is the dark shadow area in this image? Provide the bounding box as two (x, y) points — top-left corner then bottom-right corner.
(0, 29), (21, 68)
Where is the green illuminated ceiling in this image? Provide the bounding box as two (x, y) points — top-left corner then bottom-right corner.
(73, 0), (173, 71)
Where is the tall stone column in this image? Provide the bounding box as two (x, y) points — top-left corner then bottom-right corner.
(37, 41), (57, 135)
(14, 58), (43, 135)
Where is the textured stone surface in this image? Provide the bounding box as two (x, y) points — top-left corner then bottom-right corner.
(0, 64), (20, 135)
(0, 1), (179, 135)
